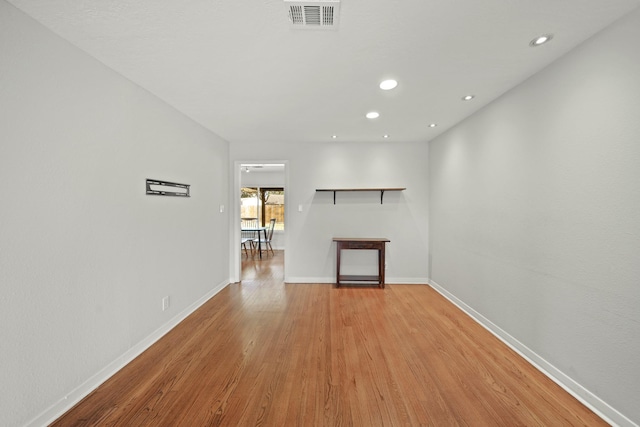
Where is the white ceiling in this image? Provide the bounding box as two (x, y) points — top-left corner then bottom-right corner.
(8, 0), (640, 144)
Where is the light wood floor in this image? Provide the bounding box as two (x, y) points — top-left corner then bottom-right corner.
(53, 250), (605, 426)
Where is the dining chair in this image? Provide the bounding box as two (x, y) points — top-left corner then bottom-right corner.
(252, 218), (276, 257)
(241, 218), (258, 257)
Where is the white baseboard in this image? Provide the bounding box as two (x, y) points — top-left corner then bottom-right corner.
(284, 277), (429, 285)
(428, 279), (637, 427)
(28, 279), (230, 427)
(386, 277), (429, 284)
(285, 277), (334, 284)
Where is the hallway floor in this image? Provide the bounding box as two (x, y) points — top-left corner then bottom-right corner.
(52, 249), (605, 426)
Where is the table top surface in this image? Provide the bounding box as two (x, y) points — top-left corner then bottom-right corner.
(241, 226), (267, 231)
(333, 237), (390, 242)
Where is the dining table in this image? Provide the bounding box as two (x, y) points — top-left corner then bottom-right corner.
(241, 226), (268, 259)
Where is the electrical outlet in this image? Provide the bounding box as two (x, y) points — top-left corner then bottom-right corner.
(162, 296), (170, 311)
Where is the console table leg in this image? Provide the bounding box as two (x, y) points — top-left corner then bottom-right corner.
(379, 247), (385, 289)
(336, 245), (341, 288)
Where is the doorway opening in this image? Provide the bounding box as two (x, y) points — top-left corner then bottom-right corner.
(233, 161), (288, 283)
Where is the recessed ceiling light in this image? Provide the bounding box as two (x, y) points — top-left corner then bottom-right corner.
(379, 79), (398, 90)
(462, 95), (475, 101)
(366, 111), (380, 119)
(530, 34), (553, 47)
(332, 135), (337, 139)
(383, 134), (389, 138)
(429, 123), (437, 128)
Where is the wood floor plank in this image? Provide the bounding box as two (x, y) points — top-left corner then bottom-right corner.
(52, 251), (607, 426)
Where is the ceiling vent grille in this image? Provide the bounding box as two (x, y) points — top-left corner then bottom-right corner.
(285, 0), (340, 29)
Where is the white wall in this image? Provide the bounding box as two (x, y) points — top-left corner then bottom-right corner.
(429, 8), (640, 426)
(231, 141), (429, 283)
(0, 3), (230, 426)
(240, 169), (285, 188)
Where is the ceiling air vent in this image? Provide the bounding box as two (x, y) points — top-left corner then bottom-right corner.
(285, 0), (340, 29)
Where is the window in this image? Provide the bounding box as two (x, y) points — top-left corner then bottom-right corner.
(241, 187), (284, 230)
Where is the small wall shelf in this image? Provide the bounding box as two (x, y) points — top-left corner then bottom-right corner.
(316, 188), (405, 204)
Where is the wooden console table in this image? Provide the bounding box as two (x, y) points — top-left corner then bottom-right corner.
(333, 238), (390, 288)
